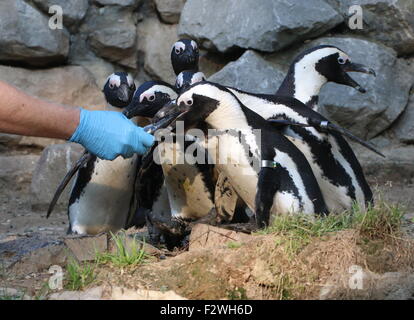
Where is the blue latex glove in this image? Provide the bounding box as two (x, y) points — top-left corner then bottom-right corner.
(69, 108), (154, 160)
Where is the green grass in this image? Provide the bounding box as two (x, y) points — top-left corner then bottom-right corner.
(227, 241), (242, 249)
(256, 200), (405, 255)
(65, 258), (96, 291)
(95, 232), (148, 267)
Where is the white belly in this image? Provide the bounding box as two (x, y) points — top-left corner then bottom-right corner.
(69, 155), (138, 235)
(158, 138), (215, 220)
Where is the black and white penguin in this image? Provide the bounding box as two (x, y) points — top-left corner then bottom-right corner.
(225, 46), (376, 212)
(59, 72), (138, 235)
(169, 81), (328, 228)
(171, 39), (199, 76)
(276, 45), (375, 111)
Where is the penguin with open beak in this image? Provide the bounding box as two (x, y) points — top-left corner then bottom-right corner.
(276, 45), (376, 111)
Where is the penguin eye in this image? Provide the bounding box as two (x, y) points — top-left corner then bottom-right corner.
(109, 83), (115, 89)
(338, 57), (346, 65)
(148, 95), (155, 102)
(185, 99), (193, 106)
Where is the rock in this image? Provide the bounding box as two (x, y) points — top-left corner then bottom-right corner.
(0, 155), (40, 184)
(49, 286), (104, 300)
(30, 143), (84, 210)
(0, 0), (69, 67)
(266, 37), (413, 139)
(11, 243), (68, 275)
(392, 94), (414, 144)
(0, 65), (105, 110)
(0, 65), (106, 147)
(179, 0), (342, 53)
(64, 234), (108, 262)
(110, 287), (187, 300)
(327, 0), (414, 55)
(355, 144), (414, 182)
(86, 6), (138, 67)
(93, 0), (140, 7)
(209, 50), (285, 94)
(0, 288), (32, 300)
(68, 33), (116, 89)
(137, 18), (178, 83)
(189, 224), (252, 251)
(154, 0), (186, 24)
(31, 0), (89, 33)
(0, 134), (22, 146)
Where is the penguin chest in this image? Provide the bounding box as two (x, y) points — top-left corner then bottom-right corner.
(215, 135), (259, 211)
(159, 139), (214, 220)
(69, 156), (138, 235)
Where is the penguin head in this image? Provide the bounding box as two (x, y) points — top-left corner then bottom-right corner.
(103, 72), (136, 108)
(292, 45), (376, 93)
(122, 81), (178, 119)
(168, 81), (230, 129)
(171, 39), (200, 76)
(175, 70), (206, 93)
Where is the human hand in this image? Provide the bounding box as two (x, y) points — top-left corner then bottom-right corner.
(69, 108), (154, 160)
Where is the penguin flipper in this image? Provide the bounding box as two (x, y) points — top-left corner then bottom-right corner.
(255, 167), (280, 229)
(46, 151), (93, 218)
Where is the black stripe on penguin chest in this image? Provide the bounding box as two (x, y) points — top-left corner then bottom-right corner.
(286, 125), (356, 199)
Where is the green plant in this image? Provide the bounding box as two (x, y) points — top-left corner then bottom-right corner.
(96, 232), (148, 267)
(65, 258), (95, 291)
(227, 241), (242, 249)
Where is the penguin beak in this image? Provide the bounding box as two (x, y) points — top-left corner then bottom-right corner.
(117, 84), (131, 103)
(340, 62), (376, 93)
(152, 100), (177, 124)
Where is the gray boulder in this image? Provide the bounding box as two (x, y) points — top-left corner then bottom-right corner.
(93, 0), (141, 6)
(30, 143), (84, 210)
(0, 0), (69, 66)
(209, 50), (284, 94)
(137, 18), (178, 83)
(326, 0), (414, 55)
(392, 94), (414, 144)
(85, 6), (138, 67)
(154, 0), (186, 24)
(179, 0), (343, 53)
(267, 37), (414, 139)
(31, 0), (89, 33)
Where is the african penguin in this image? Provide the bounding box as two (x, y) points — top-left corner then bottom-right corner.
(170, 81), (328, 228)
(171, 39), (199, 76)
(66, 72), (138, 235)
(276, 45), (375, 111)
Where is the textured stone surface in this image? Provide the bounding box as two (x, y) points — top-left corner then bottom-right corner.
(86, 6), (138, 67)
(0, 65), (105, 110)
(30, 143), (84, 210)
(0, 155), (40, 183)
(137, 18), (178, 83)
(93, 0), (140, 6)
(393, 94), (414, 144)
(64, 234), (108, 262)
(179, 0), (342, 53)
(154, 0), (186, 24)
(327, 0), (414, 55)
(0, 0), (69, 67)
(49, 287), (104, 300)
(32, 0), (89, 32)
(209, 50), (285, 94)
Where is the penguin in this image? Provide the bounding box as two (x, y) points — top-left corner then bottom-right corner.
(171, 39), (199, 76)
(60, 72), (140, 235)
(168, 81), (328, 228)
(224, 46), (376, 213)
(276, 45), (375, 111)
